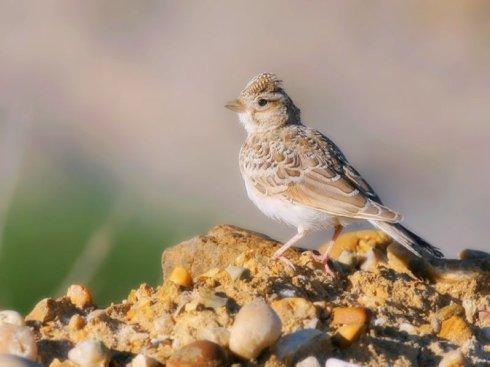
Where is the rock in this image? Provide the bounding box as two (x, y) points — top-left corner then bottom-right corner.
(324, 230), (391, 260)
(169, 267), (193, 287)
(229, 299), (282, 360)
(438, 350), (465, 367)
(273, 329), (329, 365)
(0, 355), (42, 367)
(438, 316), (472, 345)
(162, 225), (282, 278)
(325, 358), (361, 367)
(49, 359), (78, 367)
(271, 297), (318, 332)
(360, 248), (383, 272)
(0, 310), (25, 326)
(166, 340), (228, 367)
(332, 323), (365, 348)
(0, 323), (37, 360)
(336, 251), (357, 268)
(67, 339), (110, 367)
(66, 284), (94, 309)
(295, 356), (321, 367)
(331, 307), (368, 326)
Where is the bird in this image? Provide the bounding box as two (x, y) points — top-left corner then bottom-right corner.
(225, 72), (444, 273)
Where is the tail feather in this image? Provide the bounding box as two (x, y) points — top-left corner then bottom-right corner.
(369, 220), (444, 259)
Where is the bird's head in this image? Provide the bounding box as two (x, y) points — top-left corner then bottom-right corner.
(225, 73), (301, 133)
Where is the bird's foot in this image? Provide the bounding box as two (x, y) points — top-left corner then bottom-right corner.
(304, 250), (335, 276)
(272, 254), (296, 272)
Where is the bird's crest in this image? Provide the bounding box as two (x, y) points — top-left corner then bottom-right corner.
(240, 73), (282, 96)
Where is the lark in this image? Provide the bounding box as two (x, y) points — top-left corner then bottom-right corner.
(226, 73), (444, 272)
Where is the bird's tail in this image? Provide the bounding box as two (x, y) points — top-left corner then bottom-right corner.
(369, 220), (444, 259)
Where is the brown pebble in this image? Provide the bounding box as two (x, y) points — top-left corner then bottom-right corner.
(333, 323), (365, 348)
(331, 307), (368, 326)
(66, 284), (93, 309)
(169, 267), (193, 288)
(68, 314), (86, 330)
(25, 298), (56, 323)
(167, 340), (228, 367)
(438, 316), (472, 345)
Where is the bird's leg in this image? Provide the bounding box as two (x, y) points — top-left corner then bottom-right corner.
(311, 225), (343, 275)
(273, 228), (308, 271)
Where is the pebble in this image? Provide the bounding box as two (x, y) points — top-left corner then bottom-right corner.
(0, 355), (42, 367)
(229, 299), (282, 359)
(66, 284), (93, 309)
(336, 250), (357, 268)
(169, 267), (193, 288)
(68, 339), (110, 367)
(333, 323), (365, 348)
(166, 340), (228, 367)
(0, 310), (25, 326)
(360, 248), (382, 272)
(128, 354), (158, 367)
(438, 350), (465, 367)
(225, 265), (249, 280)
(0, 323), (38, 360)
(198, 326), (230, 347)
(25, 298), (56, 323)
(437, 316), (472, 345)
(198, 289), (228, 309)
(325, 358), (361, 367)
(331, 307), (368, 326)
(296, 356), (321, 367)
(271, 297), (318, 332)
(68, 314), (86, 330)
(274, 329), (329, 365)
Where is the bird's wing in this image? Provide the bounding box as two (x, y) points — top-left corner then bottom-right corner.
(240, 126), (401, 222)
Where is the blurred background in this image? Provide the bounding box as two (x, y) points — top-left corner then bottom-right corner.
(0, 1), (489, 313)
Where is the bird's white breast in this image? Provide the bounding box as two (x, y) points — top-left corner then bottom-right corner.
(243, 178), (342, 231)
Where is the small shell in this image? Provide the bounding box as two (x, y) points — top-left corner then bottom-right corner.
(0, 310), (25, 326)
(229, 299), (282, 359)
(68, 340), (110, 367)
(0, 324), (37, 360)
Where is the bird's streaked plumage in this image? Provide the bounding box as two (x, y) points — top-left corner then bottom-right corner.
(227, 72), (444, 266)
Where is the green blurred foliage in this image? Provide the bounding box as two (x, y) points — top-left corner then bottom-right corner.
(0, 152), (209, 313)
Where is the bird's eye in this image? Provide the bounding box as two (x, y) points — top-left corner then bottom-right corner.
(258, 99), (268, 107)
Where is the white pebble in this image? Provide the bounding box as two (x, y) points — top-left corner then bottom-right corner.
(0, 324), (37, 360)
(0, 310), (25, 326)
(68, 339), (110, 367)
(229, 298), (282, 359)
(296, 356), (321, 367)
(128, 354), (157, 367)
(325, 358), (361, 367)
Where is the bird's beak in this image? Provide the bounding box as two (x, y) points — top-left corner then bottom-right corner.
(225, 99), (245, 112)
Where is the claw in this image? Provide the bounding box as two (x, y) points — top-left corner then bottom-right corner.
(305, 250), (336, 276)
(273, 254), (296, 272)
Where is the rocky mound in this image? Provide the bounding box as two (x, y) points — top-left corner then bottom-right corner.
(0, 225), (489, 366)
